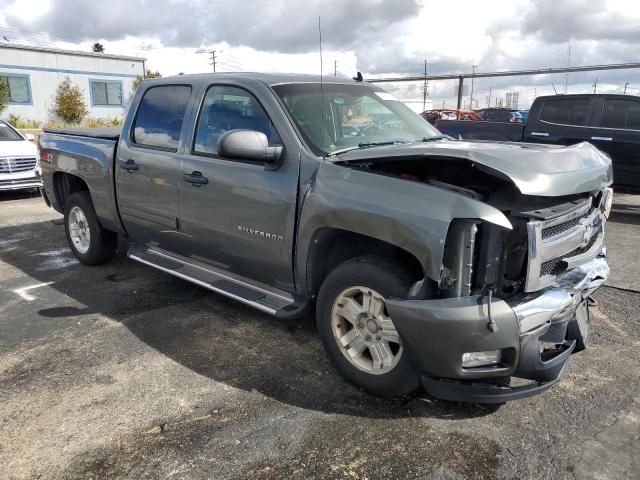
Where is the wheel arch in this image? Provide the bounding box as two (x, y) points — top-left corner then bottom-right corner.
(302, 226), (428, 298)
(52, 171), (89, 212)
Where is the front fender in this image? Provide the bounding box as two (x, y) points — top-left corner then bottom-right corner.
(297, 162), (512, 288)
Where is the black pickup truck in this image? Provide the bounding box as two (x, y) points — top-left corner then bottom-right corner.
(437, 94), (640, 191)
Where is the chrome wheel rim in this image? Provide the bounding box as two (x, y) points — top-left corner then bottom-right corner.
(68, 206), (91, 254)
(331, 286), (403, 375)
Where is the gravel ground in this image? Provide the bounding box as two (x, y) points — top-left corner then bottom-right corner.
(1, 191), (638, 480)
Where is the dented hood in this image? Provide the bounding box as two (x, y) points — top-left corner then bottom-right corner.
(331, 140), (613, 196)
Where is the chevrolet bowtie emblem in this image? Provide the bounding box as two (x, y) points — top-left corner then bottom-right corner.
(581, 223), (594, 248)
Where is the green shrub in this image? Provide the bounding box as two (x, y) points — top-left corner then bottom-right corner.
(131, 69), (162, 96)
(7, 114), (41, 129)
(52, 77), (88, 124)
(107, 117), (124, 127)
(0, 78), (9, 114)
(43, 119), (66, 129)
(82, 117), (108, 128)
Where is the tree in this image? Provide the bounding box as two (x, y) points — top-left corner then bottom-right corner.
(131, 69), (162, 94)
(52, 77), (88, 124)
(0, 77), (9, 114)
(92, 42), (104, 53)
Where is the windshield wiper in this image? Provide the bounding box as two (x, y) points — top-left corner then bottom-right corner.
(421, 134), (455, 142)
(326, 140), (408, 157)
(357, 140), (405, 148)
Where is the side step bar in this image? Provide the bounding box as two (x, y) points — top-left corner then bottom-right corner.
(128, 245), (309, 319)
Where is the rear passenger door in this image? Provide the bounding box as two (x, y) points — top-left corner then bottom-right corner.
(116, 84), (194, 248)
(524, 96), (595, 146)
(590, 97), (640, 191)
(177, 84), (299, 291)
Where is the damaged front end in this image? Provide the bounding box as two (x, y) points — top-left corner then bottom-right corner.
(385, 188), (611, 403)
(333, 150), (612, 403)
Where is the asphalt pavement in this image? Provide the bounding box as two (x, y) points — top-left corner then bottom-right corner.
(1, 191), (638, 480)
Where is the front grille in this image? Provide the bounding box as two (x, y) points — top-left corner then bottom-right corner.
(524, 196), (606, 292)
(0, 177), (41, 188)
(540, 225), (602, 276)
(542, 216), (582, 239)
(0, 157), (38, 173)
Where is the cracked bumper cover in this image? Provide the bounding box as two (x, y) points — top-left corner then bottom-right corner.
(386, 254), (609, 403)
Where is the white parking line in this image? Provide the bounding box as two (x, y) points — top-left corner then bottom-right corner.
(13, 282), (54, 301)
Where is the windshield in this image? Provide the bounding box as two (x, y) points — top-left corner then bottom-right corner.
(0, 121), (23, 141)
(272, 83), (440, 156)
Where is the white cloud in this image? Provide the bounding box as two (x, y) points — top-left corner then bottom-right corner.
(1, 0), (639, 109)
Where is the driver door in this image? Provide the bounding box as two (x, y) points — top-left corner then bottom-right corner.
(177, 84), (299, 291)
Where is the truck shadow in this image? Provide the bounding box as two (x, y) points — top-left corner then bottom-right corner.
(1, 219), (498, 420)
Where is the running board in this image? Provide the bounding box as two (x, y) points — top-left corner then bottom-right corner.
(128, 245), (309, 318)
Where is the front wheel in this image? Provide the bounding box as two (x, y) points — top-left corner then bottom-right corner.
(316, 256), (421, 396)
(64, 191), (117, 265)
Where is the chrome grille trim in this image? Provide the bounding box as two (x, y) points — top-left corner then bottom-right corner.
(0, 156), (38, 174)
(525, 195), (606, 292)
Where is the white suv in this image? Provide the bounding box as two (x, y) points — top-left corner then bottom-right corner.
(0, 120), (41, 191)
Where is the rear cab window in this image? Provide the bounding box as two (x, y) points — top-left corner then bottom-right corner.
(132, 85), (192, 151)
(539, 98), (590, 126)
(600, 99), (640, 130)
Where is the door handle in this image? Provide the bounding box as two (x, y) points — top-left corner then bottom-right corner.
(183, 171), (209, 185)
(530, 131), (549, 137)
(591, 136), (613, 142)
(119, 159), (139, 171)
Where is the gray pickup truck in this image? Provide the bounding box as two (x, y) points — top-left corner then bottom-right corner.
(39, 73), (613, 403)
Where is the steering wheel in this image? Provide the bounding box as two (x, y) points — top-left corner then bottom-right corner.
(357, 124), (381, 136)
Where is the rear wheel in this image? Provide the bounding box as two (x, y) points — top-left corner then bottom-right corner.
(64, 191), (117, 265)
(317, 256), (421, 396)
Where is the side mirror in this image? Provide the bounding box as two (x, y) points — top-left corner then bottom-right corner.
(25, 133), (35, 141)
(217, 129), (283, 163)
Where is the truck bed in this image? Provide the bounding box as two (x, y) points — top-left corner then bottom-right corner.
(42, 127), (121, 140)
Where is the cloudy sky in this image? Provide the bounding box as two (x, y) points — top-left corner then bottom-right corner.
(1, 0), (639, 108)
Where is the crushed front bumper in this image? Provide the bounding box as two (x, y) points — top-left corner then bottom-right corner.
(386, 254), (609, 403)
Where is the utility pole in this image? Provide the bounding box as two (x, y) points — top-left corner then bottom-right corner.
(469, 65), (478, 110)
(334, 60), (337, 76)
(564, 45), (571, 94)
(422, 59), (429, 112)
(624, 82), (630, 94)
(593, 78), (598, 93)
(211, 50), (217, 73)
(456, 75), (464, 109)
(487, 87), (493, 108)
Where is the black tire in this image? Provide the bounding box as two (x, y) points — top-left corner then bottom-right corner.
(64, 191), (117, 265)
(316, 255), (421, 397)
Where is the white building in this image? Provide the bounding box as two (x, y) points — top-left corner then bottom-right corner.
(0, 43), (145, 122)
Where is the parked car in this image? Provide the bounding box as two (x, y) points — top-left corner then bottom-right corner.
(475, 108), (524, 123)
(438, 94), (640, 191)
(0, 119), (41, 191)
(39, 73), (612, 403)
(421, 109), (483, 125)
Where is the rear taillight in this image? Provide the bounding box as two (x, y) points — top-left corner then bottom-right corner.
(39, 150), (52, 163)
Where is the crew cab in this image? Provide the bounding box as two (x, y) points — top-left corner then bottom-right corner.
(0, 119), (40, 191)
(437, 94), (640, 191)
(39, 74), (612, 403)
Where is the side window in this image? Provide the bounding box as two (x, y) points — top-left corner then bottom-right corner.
(539, 98), (590, 126)
(601, 99), (640, 130)
(193, 85), (281, 155)
(90, 80), (123, 106)
(0, 74), (31, 104)
(132, 85), (192, 151)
